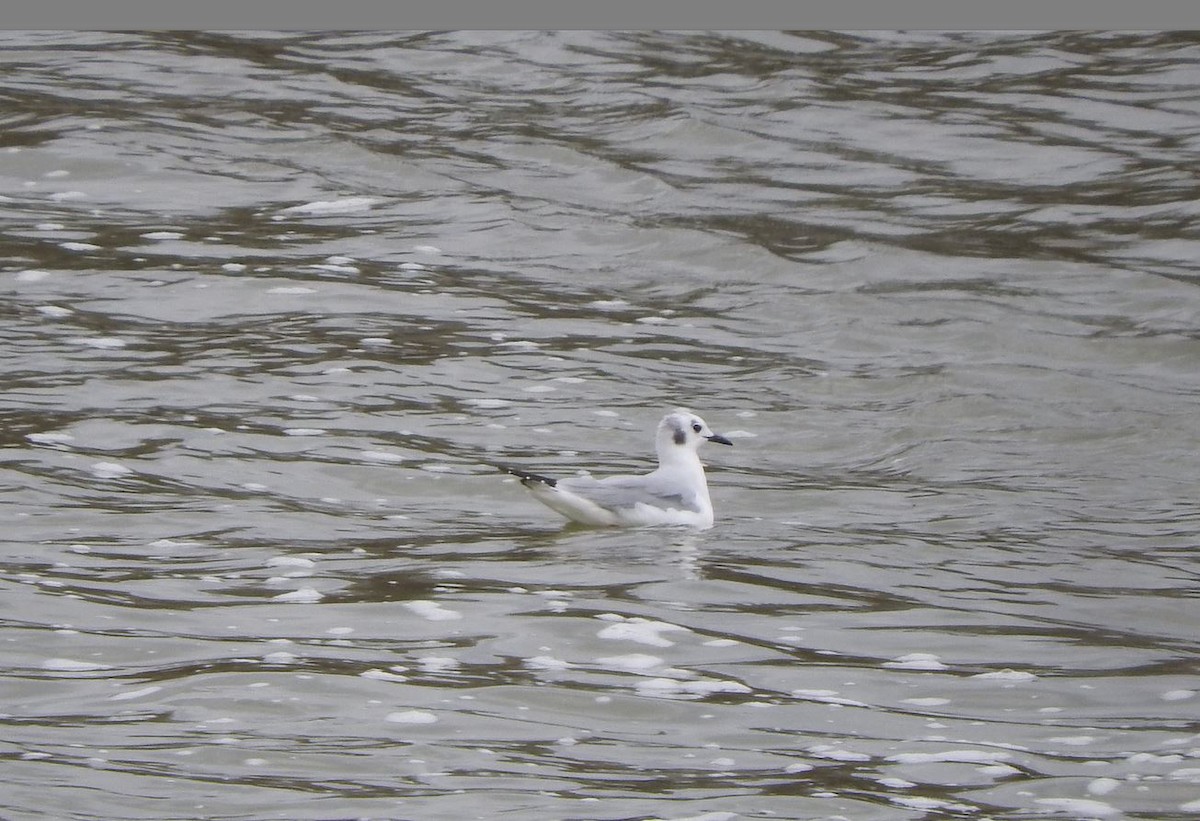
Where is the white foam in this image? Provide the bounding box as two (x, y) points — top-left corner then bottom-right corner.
(416, 656), (459, 672)
(90, 462), (133, 479)
(279, 197), (379, 216)
(404, 601), (462, 621)
(971, 669), (1038, 682)
(59, 241), (100, 251)
(360, 450), (405, 463)
(43, 658), (112, 672)
(35, 305), (73, 318)
(887, 749), (1011, 765)
(1047, 735), (1101, 747)
(361, 668), (408, 682)
(266, 556), (316, 569)
(282, 428), (326, 436)
(884, 653), (948, 671)
(635, 677), (752, 697)
(807, 744), (871, 762)
(26, 431), (74, 445)
(141, 231), (184, 240)
(221, 263), (247, 272)
(109, 685), (162, 701)
(385, 710), (438, 724)
(70, 336), (127, 349)
(524, 656), (574, 671)
(1034, 798), (1120, 818)
(271, 587), (323, 603)
(791, 689), (869, 707)
(596, 617), (690, 648)
(1087, 777), (1121, 796)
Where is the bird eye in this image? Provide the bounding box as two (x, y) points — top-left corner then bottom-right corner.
(692, 423), (702, 433)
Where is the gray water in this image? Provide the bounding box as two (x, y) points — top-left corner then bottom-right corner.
(2, 30), (1199, 821)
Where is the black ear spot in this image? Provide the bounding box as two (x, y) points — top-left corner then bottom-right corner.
(673, 429), (687, 445)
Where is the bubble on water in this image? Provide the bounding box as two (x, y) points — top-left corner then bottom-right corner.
(35, 305), (74, 318)
(783, 761), (814, 774)
(1161, 689), (1195, 701)
(141, 231), (184, 240)
(18, 269), (52, 281)
(361, 668), (408, 683)
(282, 427), (325, 436)
(412, 245), (441, 255)
(261, 651), (300, 665)
(386, 710), (438, 724)
(404, 601), (462, 621)
(59, 240), (100, 250)
(360, 450), (405, 463)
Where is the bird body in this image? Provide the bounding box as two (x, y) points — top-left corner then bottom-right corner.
(503, 409), (732, 529)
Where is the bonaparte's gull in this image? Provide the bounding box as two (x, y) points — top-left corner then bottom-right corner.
(502, 409), (732, 529)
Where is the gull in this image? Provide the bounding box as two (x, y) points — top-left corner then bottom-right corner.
(502, 408), (732, 529)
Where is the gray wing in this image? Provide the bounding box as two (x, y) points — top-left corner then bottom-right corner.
(557, 474), (702, 514)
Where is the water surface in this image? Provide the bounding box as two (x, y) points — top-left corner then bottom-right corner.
(2, 30), (1199, 820)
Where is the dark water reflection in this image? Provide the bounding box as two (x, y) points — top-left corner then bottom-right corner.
(2, 30), (1199, 820)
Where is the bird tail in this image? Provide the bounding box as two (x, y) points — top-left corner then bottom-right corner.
(497, 465), (557, 488)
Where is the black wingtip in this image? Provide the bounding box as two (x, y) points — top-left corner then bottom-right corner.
(498, 465), (557, 487)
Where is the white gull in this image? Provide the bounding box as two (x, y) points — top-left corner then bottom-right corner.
(502, 408), (732, 529)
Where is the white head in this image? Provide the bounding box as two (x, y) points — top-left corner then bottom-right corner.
(655, 408), (732, 462)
